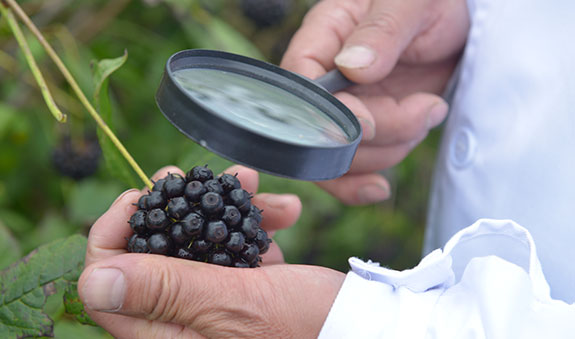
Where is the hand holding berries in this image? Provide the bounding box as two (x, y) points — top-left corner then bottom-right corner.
(81, 165), (343, 339)
(125, 165), (275, 268)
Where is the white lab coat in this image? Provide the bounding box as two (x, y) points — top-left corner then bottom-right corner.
(319, 0), (575, 336)
(425, 0), (575, 303)
(319, 220), (575, 338)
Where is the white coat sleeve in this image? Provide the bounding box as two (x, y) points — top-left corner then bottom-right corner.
(318, 219), (575, 339)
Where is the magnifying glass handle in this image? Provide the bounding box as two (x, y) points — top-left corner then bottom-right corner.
(315, 69), (355, 93)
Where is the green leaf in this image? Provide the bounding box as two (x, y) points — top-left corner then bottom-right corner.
(0, 222), (21, 271)
(52, 319), (111, 339)
(92, 51), (139, 188)
(93, 50), (129, 102)
(64, 283), (97, 326)
(180, 14), (265, 60)
(205, 17), (266, 60)
(0, 234), (87, 338)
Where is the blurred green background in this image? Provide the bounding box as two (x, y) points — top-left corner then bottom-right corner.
(0, 0), (441, 337)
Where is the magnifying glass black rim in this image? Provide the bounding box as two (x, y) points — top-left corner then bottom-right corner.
(155, 49), (361, 181)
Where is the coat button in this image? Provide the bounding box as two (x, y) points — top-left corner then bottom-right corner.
(450, 128), (476, 168)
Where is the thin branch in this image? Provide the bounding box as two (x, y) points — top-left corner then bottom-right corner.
(0, 5), (66, 122)
(4, 0), (153, 189)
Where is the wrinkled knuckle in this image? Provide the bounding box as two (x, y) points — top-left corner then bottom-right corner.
(401, 41), (430, 64)
(85, 241), (97, 258)
(360, 11), (402, 39)
(84, 244), (104, 263)
(302, 1), (328, 24)
(248, 271), (295, 338)
(323, 5), (353, 24)
(143, 263), (184, 322)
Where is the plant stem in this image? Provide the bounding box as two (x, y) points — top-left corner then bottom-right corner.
(0, 5), (66, 122)
(0, 48), (84, 117)
(3, 0), (153, 189)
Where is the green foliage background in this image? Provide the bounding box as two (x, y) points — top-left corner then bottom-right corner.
(0, 0), (441, 337)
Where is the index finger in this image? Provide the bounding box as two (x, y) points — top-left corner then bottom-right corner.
(280, 0), (369, 78)
(85, 189), (140, 267)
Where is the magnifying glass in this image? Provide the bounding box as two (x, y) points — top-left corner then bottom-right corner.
(155, 49), (359, 181)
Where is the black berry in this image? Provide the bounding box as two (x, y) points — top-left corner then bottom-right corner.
(247, 205), (263, 224)
(167, 196), (190, 220)
(201, 192), (224, 216)
(187, 165), (213, 182)
(147, 190), (167, 210)
(148, 233), (172, 255)
(209, 250), (232, 266)
(52, 134), (101, 181)
(152, 178), (167, 193)
(125, 164), (272, 268)
(240, 0), (292, 28)
(241, 217), (259, 239)
(204, 179), (224, 195)
(219, 173), (241, 193)
(176, 247), (195, 260)
(164, 173), (186, 198)
(128, 234), (149, 253)
(170, 223), (191, 245)
(255, 228), (271, 254)
(240, 243), (260, 264)
(221, 205), (242, 227)
(180, 212), (204, 237)
(225, 232), (246, 253)
(146, 208), (170, 231)
(205, 220), (228, 243)
(228, 188), (252, 213)
(232, 258), (250, 268)
(185, 181), (206, 202)
(137, 195), (151, 210)
(191, 239), (212, 253)
(129, 210), (147, 235)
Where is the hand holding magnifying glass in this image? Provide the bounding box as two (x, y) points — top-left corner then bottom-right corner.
(156, 49), (360, 181)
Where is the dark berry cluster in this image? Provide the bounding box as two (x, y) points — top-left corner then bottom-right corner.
(52, 135), (101, 180)
(126, 165), (271, 268)
(240, 0), (293, 28)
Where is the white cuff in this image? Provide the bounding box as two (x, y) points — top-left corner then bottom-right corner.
(319, 219), (575, 339)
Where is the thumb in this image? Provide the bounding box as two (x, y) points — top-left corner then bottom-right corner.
(78, 254), (344, 337)
(335, 0), (427, 83)
(78, 254), (279, 336)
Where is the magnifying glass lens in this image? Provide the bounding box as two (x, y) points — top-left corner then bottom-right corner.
(172, 68), (351, 147)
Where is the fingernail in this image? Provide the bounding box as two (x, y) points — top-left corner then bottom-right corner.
(265, 194), (298, 209)
(358, 184), (390, 203)
(82, 268), (125, 312)
(426, 101), (449, 129)
(112, 189), (139, 207)
(358, 118), (375, 141)
(335, 46), (376, 69)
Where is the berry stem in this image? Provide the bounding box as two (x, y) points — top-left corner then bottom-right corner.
(2, 0), (153, 189)
(0, 4), (66, 123)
